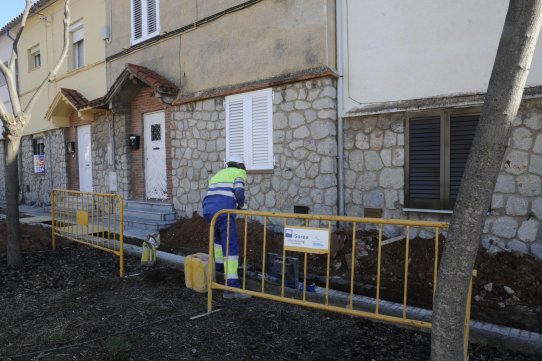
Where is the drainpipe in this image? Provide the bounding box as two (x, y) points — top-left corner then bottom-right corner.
(336, 0), (345, 217)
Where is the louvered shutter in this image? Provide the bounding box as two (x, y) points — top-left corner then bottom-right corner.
(408, 117), (441, 208)
(226, 98), (245, 161)
(449, 115), (478, 205)
(248, 90), (273, 170)
(146, 0), (158, 35)
(132, 0), (143, 41)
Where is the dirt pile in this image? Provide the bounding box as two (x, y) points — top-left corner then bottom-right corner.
(159, 214), (542, 333)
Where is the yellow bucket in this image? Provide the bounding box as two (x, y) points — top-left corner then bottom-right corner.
(184, 253), (210, 293)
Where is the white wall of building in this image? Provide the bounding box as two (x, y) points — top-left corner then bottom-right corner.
(343, 0), (542, 113)
(0, 33), (13, 115)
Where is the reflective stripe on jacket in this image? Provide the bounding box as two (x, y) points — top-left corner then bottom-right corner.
(202, 167), (247, 215)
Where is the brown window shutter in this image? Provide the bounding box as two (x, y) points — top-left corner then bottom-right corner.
(408, 117), (441, 208)
(449, 115), (479, 205)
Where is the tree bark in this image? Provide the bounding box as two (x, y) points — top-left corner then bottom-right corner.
(0, 0), (71, 267)
(5, 135), (22, 267)
(431, 1), (542, 360)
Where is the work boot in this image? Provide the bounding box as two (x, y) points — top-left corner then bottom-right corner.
(222, 290), (251, 300)
(223, 278), (251, 299)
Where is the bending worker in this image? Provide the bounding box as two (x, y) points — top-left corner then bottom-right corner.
(202, 155), (250, 299)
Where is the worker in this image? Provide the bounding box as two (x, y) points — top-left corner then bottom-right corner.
(202, 155), (250, 299)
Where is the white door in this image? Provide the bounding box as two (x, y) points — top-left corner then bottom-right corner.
(144, 111), (167, 199)
(77, 124), (93, 192)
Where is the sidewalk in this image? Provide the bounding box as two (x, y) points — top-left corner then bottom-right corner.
(0, 201), (152, 240)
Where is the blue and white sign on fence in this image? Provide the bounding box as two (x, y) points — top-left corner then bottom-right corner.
(284, 226), (330, 254)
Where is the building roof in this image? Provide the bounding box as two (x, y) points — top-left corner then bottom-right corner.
(0, 0), (54, 36)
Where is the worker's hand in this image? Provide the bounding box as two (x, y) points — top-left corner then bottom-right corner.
(238, 203), (248, 210)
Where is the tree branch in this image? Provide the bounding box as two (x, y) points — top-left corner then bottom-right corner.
(24, 0), (71, 115)
(5, 0), (33, 116)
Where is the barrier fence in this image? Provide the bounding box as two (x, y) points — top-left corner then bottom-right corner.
(51, 189), (124, 277)
(207, 210), (476, 360)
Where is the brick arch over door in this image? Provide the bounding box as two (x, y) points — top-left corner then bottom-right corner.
(130, 87), (173, 200)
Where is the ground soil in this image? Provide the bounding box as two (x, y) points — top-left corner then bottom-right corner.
(1, 218), (541, 360)
(159, 214), (542, 333)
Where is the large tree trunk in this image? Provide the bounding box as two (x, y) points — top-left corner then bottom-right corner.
(430, 1), (542, 360)
(4, 135), (22, 267)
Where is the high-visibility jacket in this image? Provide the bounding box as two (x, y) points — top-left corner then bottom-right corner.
(202, 167), (247, 216)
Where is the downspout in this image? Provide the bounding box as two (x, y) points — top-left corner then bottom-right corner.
(336, 0), (345, 217)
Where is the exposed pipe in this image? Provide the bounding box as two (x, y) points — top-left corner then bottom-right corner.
(119, 242), (542, 356)
(336, 0), (345, 217)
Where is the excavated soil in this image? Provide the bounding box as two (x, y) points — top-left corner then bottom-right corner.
(160, 213), (542, 333)
(0, 218), (541, 360)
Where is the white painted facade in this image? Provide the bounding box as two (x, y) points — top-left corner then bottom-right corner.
(342, 0), (542, 114)
(0, 33), (13, 116)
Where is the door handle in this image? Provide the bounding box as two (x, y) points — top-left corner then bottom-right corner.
(153, 147), (160, 150)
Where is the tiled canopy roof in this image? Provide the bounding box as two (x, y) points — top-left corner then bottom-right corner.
(60, 88), (105, 110)
(103, 63), (179, 106)
(125, 63), (178, 95)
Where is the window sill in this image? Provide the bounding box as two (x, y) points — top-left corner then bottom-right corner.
(246, 169), (274, 175)
(403, 208), (453, 215)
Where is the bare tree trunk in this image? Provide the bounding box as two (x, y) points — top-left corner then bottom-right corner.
(431, 1), (542, 360)
(5, 135), (22, 267)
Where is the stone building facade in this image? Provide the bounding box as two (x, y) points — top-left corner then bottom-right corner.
(171, 77), (338, 221)
(89, 111), (132, 199)
(19, 129), (68, 205)
(344, 98), (542, 259)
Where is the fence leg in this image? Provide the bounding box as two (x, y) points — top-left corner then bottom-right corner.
(51, 191), (56, 251)
(464, 269), (477, 361)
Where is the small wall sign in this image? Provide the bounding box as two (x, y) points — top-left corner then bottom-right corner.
(33, 154), (45, 174)
(284, 226), (330, 254)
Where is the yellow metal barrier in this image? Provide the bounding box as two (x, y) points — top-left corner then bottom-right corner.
(51, 189), (124, 277)
(207, 210), (476, 360)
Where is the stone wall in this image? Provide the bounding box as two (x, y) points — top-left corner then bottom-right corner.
(484, 99), (542, 258)
(344, 98), (542, 259)
(92, 112), (132, 199)
(20, 128), (68, 205)
(170, 77), (338, 222)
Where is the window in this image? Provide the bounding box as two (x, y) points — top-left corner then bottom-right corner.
(71, 20), (84, 69)
(29, 45), (41, 70)
(131, 0), (160, 45)
(225, 88), (274, 171)
(33, 138), (45, 174)
(33, 138), (45, 155)
(405, 109), (479, 210)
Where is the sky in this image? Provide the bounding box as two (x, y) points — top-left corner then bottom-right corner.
(0, 1), (32, 29)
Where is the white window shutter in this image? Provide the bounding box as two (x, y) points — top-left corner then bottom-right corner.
(226, 98), (245, 161)
(132, 0), (143, 41)
(248, 90), (273, 170)
(146, 0), (158, 34)
(226, 88), (274, 171)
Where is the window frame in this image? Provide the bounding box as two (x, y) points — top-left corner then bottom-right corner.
(70, 20), (85, 70)
(131, 0), (160, 45)
(28, 45), (41, 71)
(225, 88), (274, 171)
(404, 107), (480, 211)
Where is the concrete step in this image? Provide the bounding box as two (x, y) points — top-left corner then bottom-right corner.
(123, 215), (177, 232)
(121, 208), (176, 222)
(124, 200), (174, 213)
